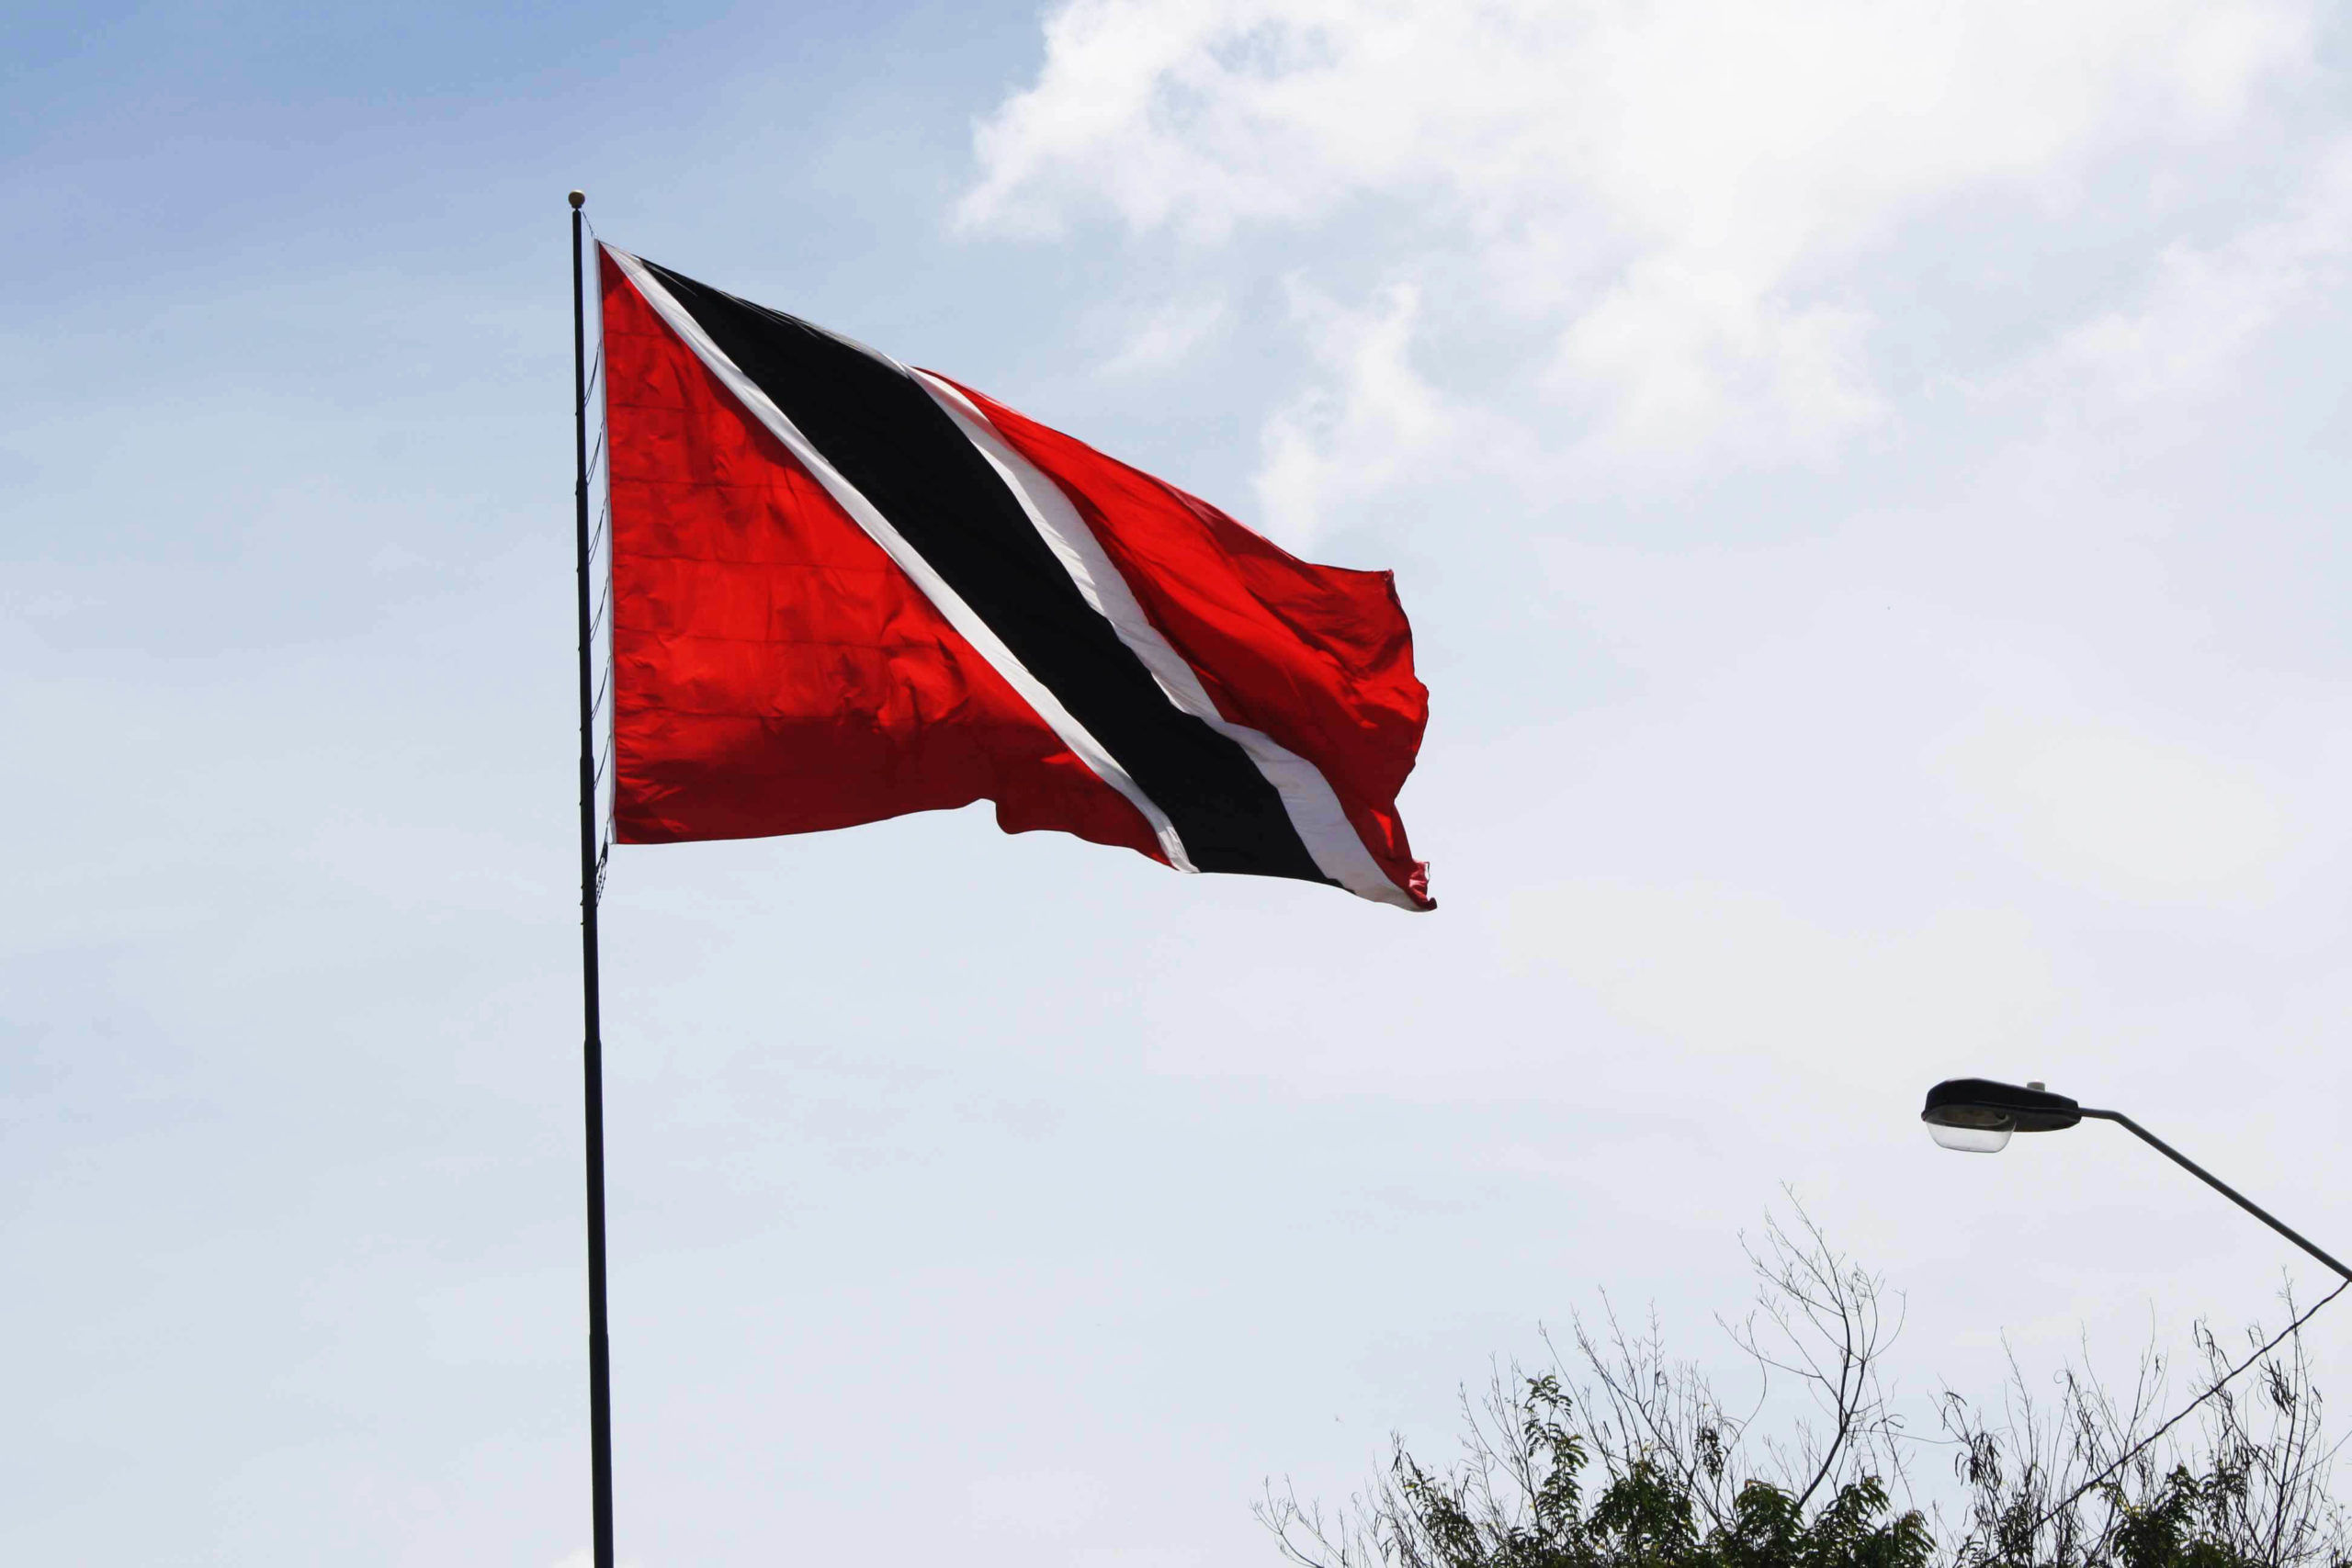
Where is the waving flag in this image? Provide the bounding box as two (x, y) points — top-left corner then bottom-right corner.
(598, 246), (1432, 910)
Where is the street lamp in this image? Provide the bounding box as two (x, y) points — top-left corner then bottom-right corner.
(1921, 1077), (2352, 1281)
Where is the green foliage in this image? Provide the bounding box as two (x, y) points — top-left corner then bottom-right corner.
(2107, 1467), (2255, 1568)
(1376, 1373), (1929, 1568)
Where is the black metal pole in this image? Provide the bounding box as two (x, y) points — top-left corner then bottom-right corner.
(2080, 1107), (2352, 1280)
(570, 188), (617, 1568)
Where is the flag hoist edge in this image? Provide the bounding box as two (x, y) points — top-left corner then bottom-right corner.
(598, 244), (1433, 911)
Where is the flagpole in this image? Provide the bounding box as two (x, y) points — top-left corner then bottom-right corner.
(570, 187), (617, 1568)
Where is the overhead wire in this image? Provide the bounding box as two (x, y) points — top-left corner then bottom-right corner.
(2025, 1277), (2351, 1546)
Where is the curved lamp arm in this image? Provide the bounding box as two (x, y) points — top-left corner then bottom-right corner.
(2080, 1108), (2352, 1281)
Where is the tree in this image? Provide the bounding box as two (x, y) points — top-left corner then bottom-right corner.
(1259, 1206), (2346, 1568)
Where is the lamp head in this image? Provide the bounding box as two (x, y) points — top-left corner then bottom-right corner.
(1921, 1077), (2082, 1153)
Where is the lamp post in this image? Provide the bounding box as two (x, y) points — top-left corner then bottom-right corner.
(1920, 1077), (2351, 1282)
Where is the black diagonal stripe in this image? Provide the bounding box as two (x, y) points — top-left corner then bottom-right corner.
(638, 256), (1329, 886)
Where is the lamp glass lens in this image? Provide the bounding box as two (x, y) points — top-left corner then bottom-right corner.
(1930, 1123), (2012, 1154)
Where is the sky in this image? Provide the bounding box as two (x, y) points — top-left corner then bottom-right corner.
(6, 1), (2352, 1563)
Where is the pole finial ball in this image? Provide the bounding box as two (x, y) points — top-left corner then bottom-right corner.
(568, 190), (586, 209)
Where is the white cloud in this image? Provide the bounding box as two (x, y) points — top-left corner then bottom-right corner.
(1552, 270), (1882, 463)
(965, 0), (2319, 478)
(1252, 280), (1460, 541)
(1102, 296), (1228, 375)
(2000, 138), (2352, 422)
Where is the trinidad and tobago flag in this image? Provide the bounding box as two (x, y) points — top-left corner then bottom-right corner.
(598, 246), (1433, 911)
